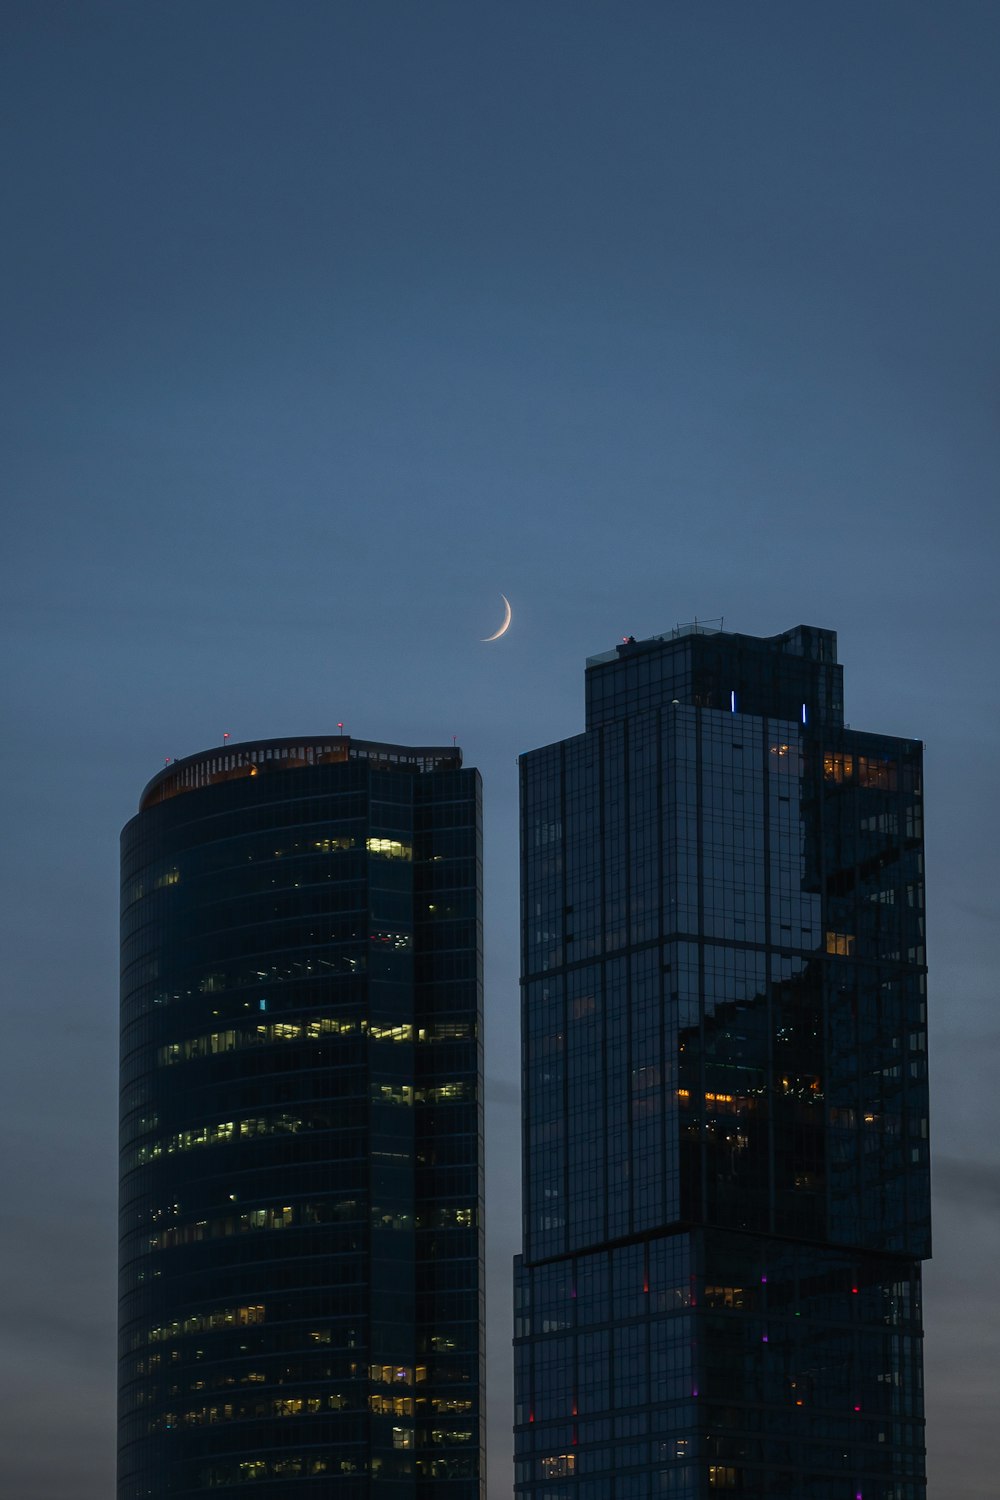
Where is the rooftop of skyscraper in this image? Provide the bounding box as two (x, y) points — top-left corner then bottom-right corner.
(586, 620), (838, 666)
(584, 621), (844, 730)
(138, 735), (464, 810)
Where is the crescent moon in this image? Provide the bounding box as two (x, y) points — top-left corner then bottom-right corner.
(481, 594), (512, 642)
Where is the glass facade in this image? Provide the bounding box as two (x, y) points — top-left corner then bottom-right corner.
(515, 626), (928, 1499)
(119, 737), (484, 1500)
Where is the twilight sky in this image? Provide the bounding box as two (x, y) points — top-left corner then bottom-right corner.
(2, 3), (999, 1496)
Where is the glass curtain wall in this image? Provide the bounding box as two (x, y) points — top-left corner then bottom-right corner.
(515, 627), (928, 1500)
(119, 739), (484, 1500)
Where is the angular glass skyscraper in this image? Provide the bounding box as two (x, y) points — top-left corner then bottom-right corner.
(514, 626), (928, 1500)
(119, 736), (484, 1500)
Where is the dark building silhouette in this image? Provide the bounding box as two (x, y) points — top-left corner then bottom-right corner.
(514, 625), (928, 1499)
(119, 737), (484, 1500)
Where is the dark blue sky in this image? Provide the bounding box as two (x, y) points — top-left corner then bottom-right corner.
(2, 4), (999, 1495)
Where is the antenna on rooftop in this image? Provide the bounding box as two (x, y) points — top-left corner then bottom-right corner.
(673, 616), (725, 638)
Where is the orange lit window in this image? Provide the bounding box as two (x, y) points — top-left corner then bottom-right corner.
(541, 1454), (576, 1477)
(823, 753), (854, 783)
(704, 1285), (745, 1309)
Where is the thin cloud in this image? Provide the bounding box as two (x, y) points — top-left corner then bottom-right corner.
(485, 1076), (520, 1108)
(0, 1300), (115, 1364)
(932, 1154), (1000, 1213)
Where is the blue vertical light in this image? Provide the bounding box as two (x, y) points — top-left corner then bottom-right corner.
(731, 690), (737, 713)
(801, 703), (808, 725)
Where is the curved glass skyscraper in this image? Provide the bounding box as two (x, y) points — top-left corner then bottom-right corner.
(515, 625), (929, 1500)
(119, 737), (484, 1500)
